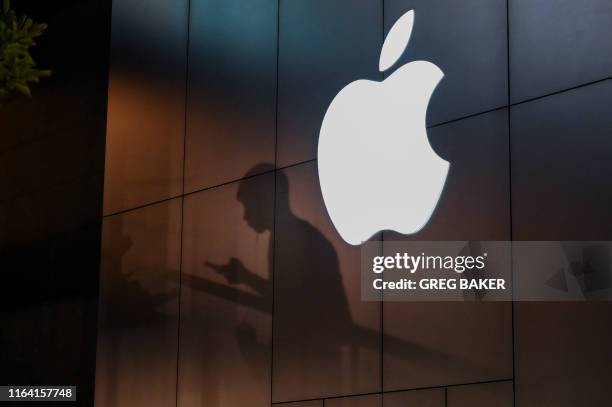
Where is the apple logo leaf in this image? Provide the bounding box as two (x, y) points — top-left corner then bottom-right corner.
(379, 10), (415, 72)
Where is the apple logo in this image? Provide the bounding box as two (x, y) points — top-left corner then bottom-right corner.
(317, 10), (449, 245)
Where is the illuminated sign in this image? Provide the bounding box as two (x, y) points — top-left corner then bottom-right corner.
(318, 10), (448, 245)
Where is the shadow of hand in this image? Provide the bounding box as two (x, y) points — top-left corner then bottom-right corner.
(205, 257), (248, 285)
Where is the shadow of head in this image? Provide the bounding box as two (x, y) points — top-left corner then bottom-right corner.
(237, 163), (288, 233)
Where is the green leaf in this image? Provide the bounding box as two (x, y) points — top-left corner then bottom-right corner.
(0, 0), (50, 100)
(15, 83), (31, 97)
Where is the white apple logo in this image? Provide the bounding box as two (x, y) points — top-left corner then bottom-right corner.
(318, 10), (449, 245)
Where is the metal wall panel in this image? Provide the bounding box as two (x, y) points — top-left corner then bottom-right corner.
(384, 108), (511, 241)
(273, 162), (381, 401)
(384, 388), (445, 407)
(178, 173), (274, 406)
(512, 81), (612, 407)
(276, 0), (383, 167)
(381, 110), (512, 391)
(385, 0), (508, 125)
(95, 199), (182, 406)
(326, 394), (382, 407)
(447, 381), (513, 407)
(103, 0), (188, 215)
(512, 81), (612, 241)
(510, 0), (612, 102)
(184, 0), (277, 193)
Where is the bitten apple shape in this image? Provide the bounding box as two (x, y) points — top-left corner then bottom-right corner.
(317, 10), (449, 245)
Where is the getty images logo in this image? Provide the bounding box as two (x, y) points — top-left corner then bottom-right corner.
(318, 10), (449, 245)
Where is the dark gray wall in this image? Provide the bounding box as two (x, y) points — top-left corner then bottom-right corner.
(98, 0), (612, 406)
(0, 1), (112, 406)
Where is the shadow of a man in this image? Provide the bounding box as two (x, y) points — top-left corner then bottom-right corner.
(206, 163), (354, 390)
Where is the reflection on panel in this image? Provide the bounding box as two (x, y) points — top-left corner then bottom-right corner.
(385, 108), (510, 241)
(95, 199), (182, 407)
(277, 0), (383, 167)
(326, 394), (381, 407)
(184, 0), (277, 192)
(512, 81), (612, 241)
(515, 303), (612, 407)
(447, 380), (513, 407)
(103, 0), (188, 215)
(383, 388), (445, 407)
(510, 0), (612, 102)
(272, 162), (381, 401)
(385, 0), (507, 125)
(178, 171), (274, 406)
